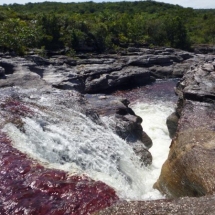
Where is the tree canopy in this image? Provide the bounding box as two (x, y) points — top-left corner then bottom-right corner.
(0, 1), (215, 55)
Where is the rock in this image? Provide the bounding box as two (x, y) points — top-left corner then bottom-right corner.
(94, 195), (215, 215)
(49, 55), (77, 66)
(154, 61), (215, 198)
(85, 94), (152, 166)
(205, 54), (215, 62)
(77, 58), (116, 65)
(181, 63), (215, 101)
(0, 66), (5, 78)
(25, 55), (50, 66)
(165, 47), (175, 53)
(0, 48), (201, 93)
(132, 143), (152, 166)
(172, 62), (191, 77)
(84, 66), (154, 93)
(193, 44), (215, 54)
(155, 100), (215, 197)
(177, 51), (193, 60)
(0, 60), (15, 75)
(127, 47), (141, 53)
(166, 112), (179, 139)
(149, 65), (173, 78)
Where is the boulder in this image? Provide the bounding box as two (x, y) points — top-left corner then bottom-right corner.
(172, 62), (191, 77)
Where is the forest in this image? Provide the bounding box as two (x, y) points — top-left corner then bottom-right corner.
(0, 0), (215, 55)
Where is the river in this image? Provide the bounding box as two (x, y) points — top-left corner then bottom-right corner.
(3, 79), (178, 201)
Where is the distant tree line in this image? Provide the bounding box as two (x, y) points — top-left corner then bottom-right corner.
(0, 1), (215, 55)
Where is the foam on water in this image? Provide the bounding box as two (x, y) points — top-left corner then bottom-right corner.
(131, 100), (174, 199)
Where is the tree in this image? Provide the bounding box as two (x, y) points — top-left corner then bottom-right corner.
(0, 18), (39, 54)
(165, 16), (190, 49)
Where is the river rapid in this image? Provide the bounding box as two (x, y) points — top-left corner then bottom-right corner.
(114, 79), (178, 199)
(2, 79), (178, 201)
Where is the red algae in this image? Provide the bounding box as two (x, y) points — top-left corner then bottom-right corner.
(0, 131), (119, 215)
(0, 98), (34, 117)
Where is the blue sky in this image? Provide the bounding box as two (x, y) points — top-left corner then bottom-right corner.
(0, 0), (215, 9)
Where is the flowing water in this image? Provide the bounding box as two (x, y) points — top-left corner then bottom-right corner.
(2, 79), (178, 201)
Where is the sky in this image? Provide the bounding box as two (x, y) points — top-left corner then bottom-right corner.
(0, 0), (215, 9)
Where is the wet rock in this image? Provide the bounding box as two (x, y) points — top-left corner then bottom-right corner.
(166, 112), (179, 139)
(85, 94), (152, 166)
(132, 143), (152, 166)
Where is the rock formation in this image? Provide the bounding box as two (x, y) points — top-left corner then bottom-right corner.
(0, 47), (205, 94)
(85, 94), (152, 165)
(154, 61), (215, 198)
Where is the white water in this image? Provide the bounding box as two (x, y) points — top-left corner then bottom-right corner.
(2, 89), (174, 201)
(131, 101), (174, 198)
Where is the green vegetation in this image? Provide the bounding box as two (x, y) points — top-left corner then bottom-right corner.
(0, 1), (215, 55)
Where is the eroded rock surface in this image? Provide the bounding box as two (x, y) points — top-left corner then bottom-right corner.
(0, 47), (207, 94)
(155, 61), (215, 198)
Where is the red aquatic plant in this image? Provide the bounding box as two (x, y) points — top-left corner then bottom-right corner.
(1, 98), (34, 117)
(0, 131), (119, 215)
